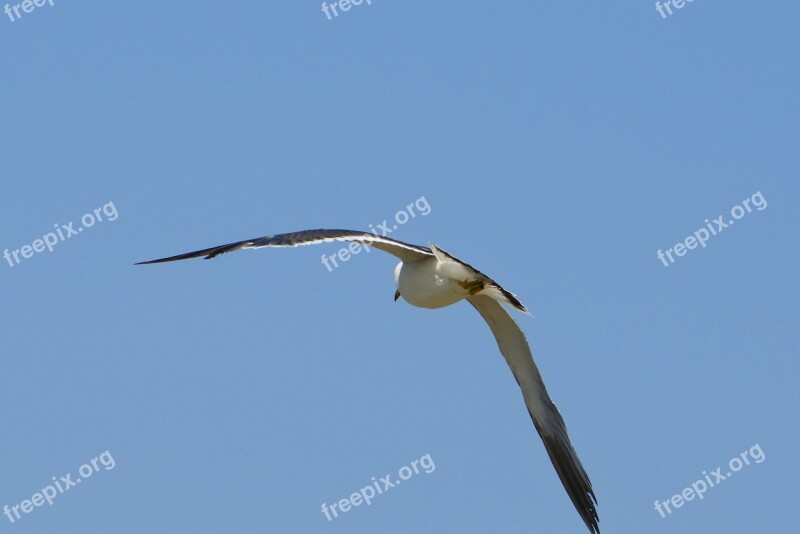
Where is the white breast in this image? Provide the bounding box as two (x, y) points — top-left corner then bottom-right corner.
(395, 258), (470, 309)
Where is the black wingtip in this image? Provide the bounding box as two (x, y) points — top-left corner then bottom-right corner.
(134, 257), (185, 265)
(531, 414), (599, 533)
(133, 243), (241, 265)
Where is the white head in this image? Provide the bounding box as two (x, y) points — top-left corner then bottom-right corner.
(393, 262), (403, 301)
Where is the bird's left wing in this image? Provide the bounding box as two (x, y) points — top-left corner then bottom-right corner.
(467, 294), (599, 533)
(136, 229), (433, 264)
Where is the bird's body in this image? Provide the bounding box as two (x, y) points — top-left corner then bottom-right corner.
(138, 228), (599, 533)
(395, 252), (474, 309)
(396, 259), (458, 308)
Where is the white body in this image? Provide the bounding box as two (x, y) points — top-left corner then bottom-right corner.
(394, 258), (471, 309)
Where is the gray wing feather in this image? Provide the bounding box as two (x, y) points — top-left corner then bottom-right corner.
(136, 229), (432, 264)
(467, 294), (599, 533)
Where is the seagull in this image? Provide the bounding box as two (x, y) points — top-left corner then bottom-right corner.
(137, 228), (599, 533)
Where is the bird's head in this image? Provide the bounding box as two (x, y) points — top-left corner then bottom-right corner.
(393, 262), (403, 302)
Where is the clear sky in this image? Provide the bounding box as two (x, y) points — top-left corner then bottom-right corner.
(1, 2), (798, 533)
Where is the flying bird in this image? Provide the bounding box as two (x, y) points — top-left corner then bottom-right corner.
(137, 229), (599, 532)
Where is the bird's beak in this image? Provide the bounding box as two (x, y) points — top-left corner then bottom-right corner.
(394, 289), (401, 302)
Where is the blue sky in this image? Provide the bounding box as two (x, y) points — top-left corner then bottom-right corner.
(1, 2), (798, 533)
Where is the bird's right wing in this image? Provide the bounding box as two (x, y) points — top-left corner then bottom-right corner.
(467, 294), (599, 533)
(136, 229), (433, 265)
